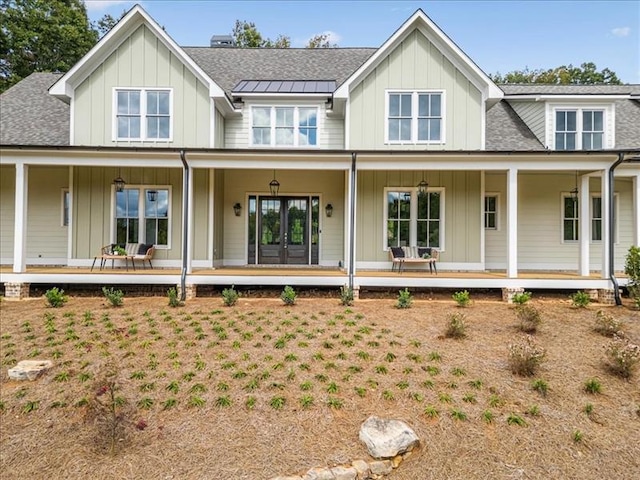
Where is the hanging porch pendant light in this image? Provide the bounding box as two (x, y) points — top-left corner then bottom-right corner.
(113, 169), (126, 192)
(570, 171), (579, 203)
(269, 170), (280, 196)
(417, 172), (428, 196)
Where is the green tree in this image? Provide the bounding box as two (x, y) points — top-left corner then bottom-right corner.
(232, 19), (290, 48)
(306, 33), (337, 49)
(491, 62), (622, 85)
(0, 0), (99, 92)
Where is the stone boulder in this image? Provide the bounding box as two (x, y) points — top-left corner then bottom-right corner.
(8, 360), (53, 381)
(359, 416), (419, 459)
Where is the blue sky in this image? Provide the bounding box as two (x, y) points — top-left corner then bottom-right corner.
(84, 0), (640, 83)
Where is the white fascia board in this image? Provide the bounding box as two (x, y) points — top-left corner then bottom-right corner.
(49, 5), (232, 109)
(503, 95), (631, 101)
(333, 9), (502, 102)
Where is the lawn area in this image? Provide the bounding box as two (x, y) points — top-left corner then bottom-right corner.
(1, 291), (639, 479)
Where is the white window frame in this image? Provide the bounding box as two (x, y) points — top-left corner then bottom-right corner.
(590, 193), (619, 243)
(110, 185), (172, 249)
(561, 193), (579, 243)
(484, 193), (500, 230)
(385, 90), (445, 145)
(61, 188), (69, 227)
(549, 104), (611, 150)
(383, 187), (445, 251)
(250, 106), (319, 148)
(112, 88), (173, 142)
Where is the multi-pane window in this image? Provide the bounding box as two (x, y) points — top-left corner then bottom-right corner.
(251, 106), (318, 147)
(386, 189), (443, 249)
(387, 91), (443, 144)
(591, 196), (602, 241)
(115, 187), (170, 247)
(563, 195), (579, 242)
(115, 89), (171, 140)
(555, 109), (604, 150)
(62, 189), (70, 227)
(484, 195), (498, 229)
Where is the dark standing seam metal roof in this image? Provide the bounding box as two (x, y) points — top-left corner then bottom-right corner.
(233, 80), (337, 94)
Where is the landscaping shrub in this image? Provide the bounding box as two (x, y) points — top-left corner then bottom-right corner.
(593, 310), (624, 337)
(222, 286), (240, 307)
(280, 286), (297, 305)
(444, 312), (467, 339)
(508, 335), (546, 376)
(396, 288), (412, 309)
(44, 287), (68, 308)
(102, 287), (124, 307)
(515, 304), (541, 333)
(512, 291), (531, 305)
(624, 245), (640, 308)
(339, 285), (354, 306)
(452, 290), (470, 307)
(167, 287), (182, 308)
(583, 378), (602, 394)
(571, 291), (591, 308)
(604, 334), (640, 379)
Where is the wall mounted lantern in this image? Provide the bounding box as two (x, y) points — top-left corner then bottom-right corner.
(233, 202), (242, 217)
(325, 203), (333, 217)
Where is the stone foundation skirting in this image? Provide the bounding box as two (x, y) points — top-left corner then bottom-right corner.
(4, 282), (30, 300)
(501, 287), (524, 303)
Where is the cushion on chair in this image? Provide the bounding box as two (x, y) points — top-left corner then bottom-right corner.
(125, 243), (139, 255)
(390, 247), (404, 259)
(137, 243), (153, 255)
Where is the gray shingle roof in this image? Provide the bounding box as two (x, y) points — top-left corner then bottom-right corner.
(614, 99), (640, 149)
(501, 84), (640, 95)
(486, 101), (544, 151)
(183, 47), (375, 97)
(1, 72), (69, 146)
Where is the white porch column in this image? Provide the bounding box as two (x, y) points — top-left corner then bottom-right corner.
(579, 174), (590, 276)
(634, 174), (640, 246)
(506, 168), (518, 278)
(345, 164), (357, 274)
(208, 168), (215, 268)
(601, 170), (610, 278)
(13, 162), (28, 273)
(67, 166), (73, 262)
(480, 170), (486, 267)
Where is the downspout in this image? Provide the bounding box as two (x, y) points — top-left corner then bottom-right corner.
(179, 149), (190, 302)
(608, 152), (625, 306)
(348, 152), (357, 290)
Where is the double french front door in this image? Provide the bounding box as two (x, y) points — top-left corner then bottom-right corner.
(257, 197), (310, 265)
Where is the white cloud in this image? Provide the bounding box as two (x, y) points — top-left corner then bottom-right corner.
(611, 27), (631, 37)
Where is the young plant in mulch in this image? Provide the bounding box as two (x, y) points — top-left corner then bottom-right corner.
(444, 313), (467, 339)
(511, 291), (532, 305)
(515, 304), (542, 334)
(339, 286), (354, 306)
(531, 378), (549, 397)
(280, 286), (297, 306)
(395, 288), (413, 309)
(45, 287), (68, 308)
(604, 335), (640, 379)
(508, 335), (546, 376)
(583, 378), (603, 394)
(571, 291), (591, 308)
(102, 287), (124, 307)
(222, 286), (240, 307)
(624, 245), (640, 308)
(167, 287), (183, 308)
(593, 310), (624, 337)
(452, 290), (471, 307)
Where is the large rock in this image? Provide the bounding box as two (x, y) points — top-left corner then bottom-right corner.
(359, 416), (419, 459)
(8, 360), (53, 381)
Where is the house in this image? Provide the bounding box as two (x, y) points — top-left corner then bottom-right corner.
(1, 4), (639, 302)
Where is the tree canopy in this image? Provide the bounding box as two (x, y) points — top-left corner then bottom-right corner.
(0, 0), (102, 92)
(490, 62), (622, 85)
(231, 19), (336, 48)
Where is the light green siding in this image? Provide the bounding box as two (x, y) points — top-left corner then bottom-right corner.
(349, 30), (483, 150)
(74, 25), (211, 147)
(0, 166), (15, 262)
(221, 170), (345, 264)
(356, 171), (482, 263)
(213, 170), (225, 262)
(192, 169), (210, 261)
(484, 173), (634, 271)
(214, 107), (225, 148)
(72, 166), (183, 260)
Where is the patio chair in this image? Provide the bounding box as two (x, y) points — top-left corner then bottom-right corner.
(389, 247), (405, 272)
(131, 244), (155, 269)
(90, 244), (113, 272)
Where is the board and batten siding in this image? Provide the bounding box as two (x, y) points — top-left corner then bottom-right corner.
(74, 24), (210, 148)
(356, 170), (482, 264)
(224, 100), (344, 149)
(508, 101), (545, 144)
(0, 165), (16, 262)
(221, 169), (344, 264)
(484, 172), (634, 271)
(71, 166), (187, 261)
(349, 30), (483, 150)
